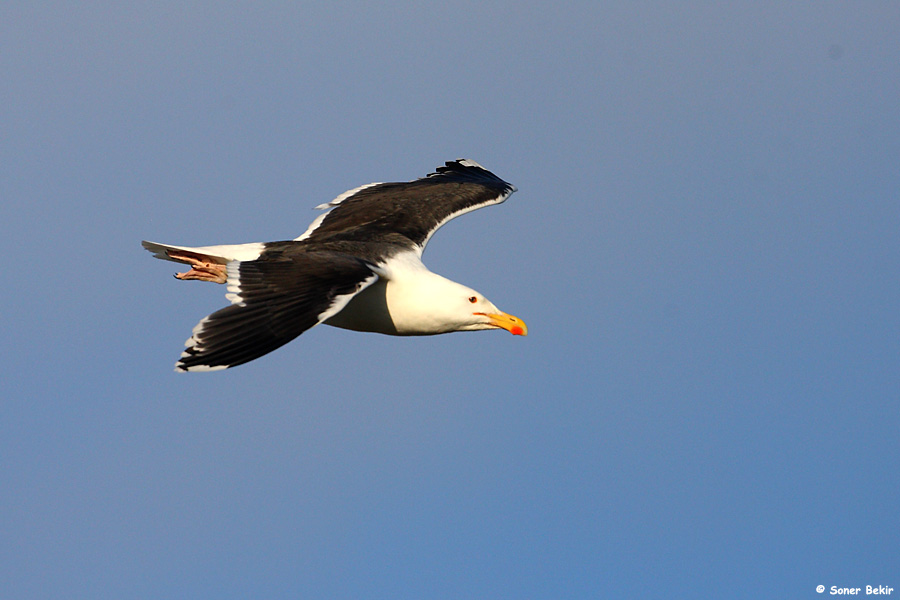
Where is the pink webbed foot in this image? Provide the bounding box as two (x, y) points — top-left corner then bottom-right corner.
(166, 250), (228, 284)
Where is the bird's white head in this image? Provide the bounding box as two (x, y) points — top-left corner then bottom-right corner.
(378, 256), (527, 337)
(458, 288), (527, 335)
(400, 275), (527, 336)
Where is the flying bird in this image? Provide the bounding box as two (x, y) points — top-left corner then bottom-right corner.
(143, 159), (527, 371)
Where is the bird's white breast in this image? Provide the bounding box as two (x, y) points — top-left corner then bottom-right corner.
(324, 252), (471, 336)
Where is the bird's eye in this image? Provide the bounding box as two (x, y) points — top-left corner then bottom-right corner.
(468, 296), (478, 303)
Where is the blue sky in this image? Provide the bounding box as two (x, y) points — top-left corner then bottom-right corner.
(2, 2), (898, 598)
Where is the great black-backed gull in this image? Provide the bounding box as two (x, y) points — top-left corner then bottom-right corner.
(143, 159), (527, 372)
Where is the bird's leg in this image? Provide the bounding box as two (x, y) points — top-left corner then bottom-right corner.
(166, 250), (228, 284)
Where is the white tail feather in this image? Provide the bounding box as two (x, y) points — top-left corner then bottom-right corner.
(141, 240), (266, 264)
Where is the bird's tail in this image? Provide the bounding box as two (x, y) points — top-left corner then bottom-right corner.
(141, 240), (265, 265)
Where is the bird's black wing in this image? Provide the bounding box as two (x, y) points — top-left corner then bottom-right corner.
(297, 159), (516, 252)
(176, 249), (377, 371)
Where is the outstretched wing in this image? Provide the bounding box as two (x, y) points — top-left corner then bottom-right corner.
(295, 159), (516, 254)
(176, 250), (377, 371)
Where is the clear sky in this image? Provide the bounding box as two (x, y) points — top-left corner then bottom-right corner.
(2, 2), (898, 598)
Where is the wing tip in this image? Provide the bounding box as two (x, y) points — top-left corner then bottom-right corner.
(430, 159), (516, 193)
(174, 361), (229, 373)
(172, 319), (230, 372)
(175, 344), (233, 372)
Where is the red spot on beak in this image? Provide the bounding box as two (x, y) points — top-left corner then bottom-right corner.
(510, 326), (525, 336)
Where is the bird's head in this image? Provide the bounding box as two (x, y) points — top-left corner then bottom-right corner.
(455, 288), (527, 336)
(385, 269), (527, 336)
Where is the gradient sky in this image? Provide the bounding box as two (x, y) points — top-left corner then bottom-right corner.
(3, 3), (898, 598)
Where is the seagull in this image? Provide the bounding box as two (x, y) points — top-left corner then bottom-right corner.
(143, 159), (527, 371)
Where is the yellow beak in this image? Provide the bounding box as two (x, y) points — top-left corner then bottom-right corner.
(477, 311), (528, 336)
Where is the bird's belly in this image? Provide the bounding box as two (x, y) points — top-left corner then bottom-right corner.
(323, 279), (400, 335)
